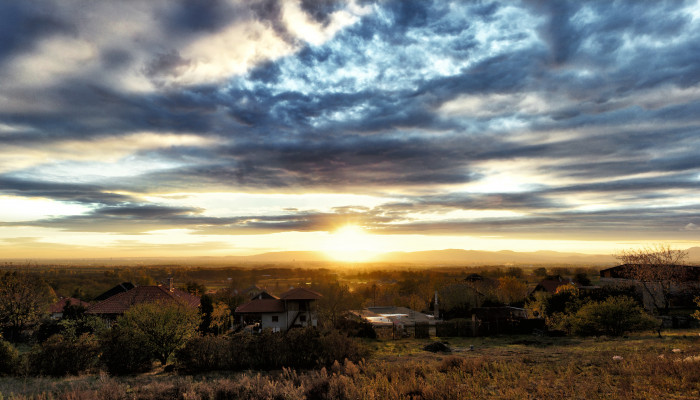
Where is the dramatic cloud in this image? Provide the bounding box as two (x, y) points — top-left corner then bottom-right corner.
(2, 0), (700, 256)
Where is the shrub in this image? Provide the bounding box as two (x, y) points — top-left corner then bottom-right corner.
(175, 334), (231, 373)
(566, 296), (658, 336)
(100, 324), (154, 375)
(0, 336), (19, 375)
(29, 333), (100, 376)
(177, 328), (370, 372)
(334, 315), (377, 339)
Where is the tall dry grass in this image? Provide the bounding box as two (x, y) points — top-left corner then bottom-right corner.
(2, 347), (699, 400)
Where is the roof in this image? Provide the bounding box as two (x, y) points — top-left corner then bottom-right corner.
(235, 298), (285, 314)
(49, 297), (90, 313)
(93, 282), (135, 301)
(86, 285), (200, 315)
(252, 291), (279, 300)
(600, 264), (700, 280)
(279, 287), (322, 300)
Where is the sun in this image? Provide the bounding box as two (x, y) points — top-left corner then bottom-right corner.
(322, 225), (382, 262)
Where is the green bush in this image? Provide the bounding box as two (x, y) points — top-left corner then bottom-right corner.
(29, 333), (100, 376)
(565, 296), (658, 336)
(0, 336), (19, 375)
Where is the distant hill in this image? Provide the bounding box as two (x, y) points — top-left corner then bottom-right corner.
(232, 249), (616, 265)
(374, 249), (616, 265)
(243, 251), (332, 263)
(16, 247), (700, 267)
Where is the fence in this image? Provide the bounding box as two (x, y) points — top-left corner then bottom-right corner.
(373, 318), (545, 339)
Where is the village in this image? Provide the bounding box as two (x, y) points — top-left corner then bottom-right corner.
(1, 254), (700, 398)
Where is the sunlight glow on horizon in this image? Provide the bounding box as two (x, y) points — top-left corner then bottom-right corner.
(321, 225), (384, 262)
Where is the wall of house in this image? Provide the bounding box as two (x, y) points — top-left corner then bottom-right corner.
(261, 312), (287, 332)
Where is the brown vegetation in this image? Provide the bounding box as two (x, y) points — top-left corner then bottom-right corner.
(2, 333), (700, 399)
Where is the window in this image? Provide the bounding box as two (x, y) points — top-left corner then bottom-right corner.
(271, 315), (278, 322)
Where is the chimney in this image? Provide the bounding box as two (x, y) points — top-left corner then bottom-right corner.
(167, 277), (174, 292)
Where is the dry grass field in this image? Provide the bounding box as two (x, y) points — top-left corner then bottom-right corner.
(1, 331), (699, 399)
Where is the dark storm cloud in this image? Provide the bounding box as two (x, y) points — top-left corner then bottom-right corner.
(0, 2), (73, 64)
(300, 0), (343, 25)
(0, 177), (134, 206)
(9, 204), (390, 235)
(2, 0), (700, 241)
(166, 0), (239, 34)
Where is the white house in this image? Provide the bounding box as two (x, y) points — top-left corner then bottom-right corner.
(235, 287), (322, 332)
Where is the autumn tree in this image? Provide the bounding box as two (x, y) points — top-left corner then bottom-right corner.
(496, 276), (529, 305)
(116, 300), (199, 365)
(0, 271), (55, 341)
(614, 244), (690, 314)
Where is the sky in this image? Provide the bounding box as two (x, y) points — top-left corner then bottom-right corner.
(1, 0), (700, 260)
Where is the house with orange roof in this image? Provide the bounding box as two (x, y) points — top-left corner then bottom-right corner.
(235, 287), (322, 332)
(85, 279), (200, 321)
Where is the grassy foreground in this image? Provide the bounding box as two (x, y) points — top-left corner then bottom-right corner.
(1, 331), (699, 400)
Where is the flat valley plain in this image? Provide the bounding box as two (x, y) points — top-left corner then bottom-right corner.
(2, 331), (699, 400)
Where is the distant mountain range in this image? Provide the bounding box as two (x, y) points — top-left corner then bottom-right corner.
(7, 247), (700, 267)
(240, 249), (618, 265)
(243, 246), (700, 265)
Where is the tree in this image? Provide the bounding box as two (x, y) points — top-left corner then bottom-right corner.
(315, 283), (361, 328)
(116, 300), (199, 365)
(614, 244), (690, 314)
(0, 271), (55, 341)
(496, 276), (529, 305)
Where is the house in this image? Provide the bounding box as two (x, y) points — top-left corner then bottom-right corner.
(93, 282), (135, 302)
(85, 280), (200, 321)
(352, 306), (435, 328)
(49, 297), (90, 319)
(235, 287), (322, 332)
(599, 264), (700, 311)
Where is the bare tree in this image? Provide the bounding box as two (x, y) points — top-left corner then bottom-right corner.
(614, 244), (690, 314)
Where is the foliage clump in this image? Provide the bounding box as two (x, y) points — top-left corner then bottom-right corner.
(565, 296), (659, 336)
(0, 336), (19, 375)
(528, 288), (658, 336)
(176, 327), (370, 373)
(29, 333), (100, 376)
(117, 300), (199, 365)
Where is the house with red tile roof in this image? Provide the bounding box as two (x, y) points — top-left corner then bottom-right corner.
(235, 287), (322, 332)
(85, 280), (200, 321)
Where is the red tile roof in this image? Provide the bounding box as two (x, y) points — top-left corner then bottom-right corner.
(86, 285), (200, 315)
(279, 287), (322, 300)
(49, 297), (90, 313)
(235, 299), (285, 313)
